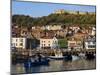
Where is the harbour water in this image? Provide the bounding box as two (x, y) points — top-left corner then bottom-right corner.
(11, 56), (96, 74)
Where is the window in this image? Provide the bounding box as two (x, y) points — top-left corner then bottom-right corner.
(20, 39), (23, 42)
(42, 44), (43, 47)
(16, 43), (17, 46)
(44, 44), (45, 46)
(16, 39), (18, 42)
(13, 43), (16, 47)
(88, 42), (91, 44)
(11, 43), (15, 47)
(55, 41), (57, 43)
(48, 41), (50, 43)
(88, 45), (96, 48)
(53, 41), (55, 43)
(48, 44), (50, 46)
(20, 43), (23, 46)
(93, 42), (95, 44)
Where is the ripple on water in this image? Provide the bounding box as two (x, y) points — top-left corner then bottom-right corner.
(11, 58), (96, 74)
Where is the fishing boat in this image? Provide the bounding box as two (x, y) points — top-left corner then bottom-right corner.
(23, 44), (50, 67)
(48, 50), (72, 60)
(31, 54), (50, 66)
(23, 54), (50, 68)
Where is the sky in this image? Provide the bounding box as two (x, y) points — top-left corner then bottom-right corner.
(12, 0), (96, 17)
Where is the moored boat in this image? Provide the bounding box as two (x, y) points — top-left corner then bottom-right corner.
(24, 54), (50, 68)
(48, 50), (72, 60)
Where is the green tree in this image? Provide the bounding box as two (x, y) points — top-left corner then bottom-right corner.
(58, 39), (68, 48)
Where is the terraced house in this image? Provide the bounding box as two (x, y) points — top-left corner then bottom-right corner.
(84, 36), (96, 50)
(11, 37), (27, 49)
(40, 36), (58, 49)
(67, 38), (83, 51)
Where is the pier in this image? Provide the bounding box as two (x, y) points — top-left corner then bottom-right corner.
(12, 49), (96, 58)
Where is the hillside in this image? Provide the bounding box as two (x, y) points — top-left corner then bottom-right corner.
(12, 13), (96, 27)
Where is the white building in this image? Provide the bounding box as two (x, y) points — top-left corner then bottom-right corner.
(84, 36), (96, 50)
(54, 9), (65, 14)
(91, 27), (96, 36)
(41, 25), (62, 30)
(11, 37), (27, 49)
(67, 39), (82, 51)
(40, 37), (58, 49)
(69, 26), (80, 33)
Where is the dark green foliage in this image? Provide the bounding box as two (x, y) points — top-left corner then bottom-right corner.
(58, 39), (68, 48)
(12, 13), (96, 27)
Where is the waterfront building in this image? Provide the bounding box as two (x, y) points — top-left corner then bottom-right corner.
(11, 37), (27, 49)
(11, 37), (40, 50)
(67, 38), (83, 51)
(40, 36), (58, 49)
(84, 36), (96, 50)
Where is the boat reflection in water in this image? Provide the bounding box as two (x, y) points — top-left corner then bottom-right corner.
(12, 58), (96, 74)
(11, 52), (96, 74)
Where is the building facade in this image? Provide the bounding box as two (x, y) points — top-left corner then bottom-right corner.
(84, 36), (96, 50)
(68, 39), (83, 51)
(41, 25), (62, 30)
(40, 37), (58, 49)
(11, 37), (40, 50)
(11, 37), (27, 49)
(54, 9), (65, 14)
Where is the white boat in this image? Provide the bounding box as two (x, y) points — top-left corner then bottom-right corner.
(48, 50), (72, 60)
(78, 53), (86, 59)
(72, 55), (80, 61)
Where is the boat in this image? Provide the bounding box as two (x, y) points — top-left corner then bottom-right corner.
(49, 55), (68, 60)
(48, 50), (72, 60)
(23, 54), (50, 68)
(72, 55), (80, 61)
(23, 44), (50, 67)
(78, 53), (86, 58)
(85, 52), (95, 59)
(49, 50), (64, 60)
(31, 57), (49, 66)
